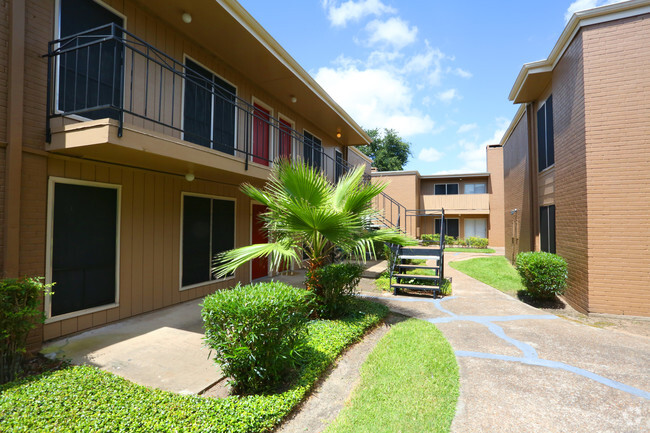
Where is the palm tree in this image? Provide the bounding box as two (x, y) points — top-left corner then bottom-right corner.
(213, 160), (415, 290)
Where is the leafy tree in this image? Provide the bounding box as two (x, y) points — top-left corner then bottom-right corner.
(358, 128), (411, 171)
(213, 161), (416, 297)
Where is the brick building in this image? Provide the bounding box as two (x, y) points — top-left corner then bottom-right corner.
(501, 0), (650, 316)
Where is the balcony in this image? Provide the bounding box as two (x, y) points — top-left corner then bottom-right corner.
(421, 194), (490, 215)
(45, 24), (352, 183)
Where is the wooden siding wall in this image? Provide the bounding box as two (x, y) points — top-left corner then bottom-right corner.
(0, 0), (8, 144)
(41, 156), (253, 342)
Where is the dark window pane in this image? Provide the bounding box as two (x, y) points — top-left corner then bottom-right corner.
(211, 200), (235, 278)
(447, 184), (459, 195)
(540, 206), (549, 252)
(549, 205), (556, 254)
(335, 151), (343, 182)
(184, 60), (213, 148)
(435, 219), (441, 234)
(182, 195), (211, 286)
(304, 131), (321, 169)
(434, 184), (446, 195)
(213, 76), (236, 154)
(546, 96), (554, 167)
(537, 104), (547, 171)
(52, 183), (117, 316)
(446, 219), (460, 238)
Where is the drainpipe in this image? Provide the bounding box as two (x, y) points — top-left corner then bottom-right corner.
(3, 0), (25, 278)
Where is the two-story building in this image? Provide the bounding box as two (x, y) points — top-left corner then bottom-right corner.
(501, 0), (650, 317)
(1, 0), (372, 346)
(372, 144), (504, 247)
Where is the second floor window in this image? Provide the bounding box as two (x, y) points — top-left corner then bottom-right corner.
(183, 59), (236, 155)
(434, 183), (459, 195)
(537, 95), (555, 172)
(464, 183), (487, 194)
(304, 131), (322, 169)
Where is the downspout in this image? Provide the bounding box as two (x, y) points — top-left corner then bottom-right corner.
(3, 0), (25, 277)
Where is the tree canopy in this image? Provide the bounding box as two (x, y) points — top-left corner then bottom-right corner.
(358, 128), (411, 172)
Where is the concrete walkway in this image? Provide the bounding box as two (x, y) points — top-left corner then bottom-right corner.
(361, 258), (650, 433)
(42, 299), (223, 395)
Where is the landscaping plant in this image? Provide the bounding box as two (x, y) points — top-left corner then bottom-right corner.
(0, 277), (53, 384)
(201, 281), (313, 393)
(306, 263), (363, 318)
(515, 252), (568, 300)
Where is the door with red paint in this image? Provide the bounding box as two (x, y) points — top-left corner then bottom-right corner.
(251, 204), (268, 280)
(279, 118), (292, 159)
(253, 104), (270, 166)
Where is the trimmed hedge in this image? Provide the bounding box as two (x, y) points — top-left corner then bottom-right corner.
(515, 252), (568, 300)
(1, 299), (389, 433)
(307, 263), (363, 319)
(202, 282), (313, 393)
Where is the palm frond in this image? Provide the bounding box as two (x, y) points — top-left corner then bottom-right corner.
(212, 240), (300, 278)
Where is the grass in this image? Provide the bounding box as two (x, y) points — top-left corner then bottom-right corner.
(324, 318), (459, 433)
(449, 256), (524, 294)
(445, 247), (495, 253)
(0, 299), (388, 433)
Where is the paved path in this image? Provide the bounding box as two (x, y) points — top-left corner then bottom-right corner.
(361, 261), (650, 433)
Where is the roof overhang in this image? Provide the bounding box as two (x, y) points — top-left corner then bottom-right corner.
(509, 0), (650, 104)
(137, 0), (371, 146)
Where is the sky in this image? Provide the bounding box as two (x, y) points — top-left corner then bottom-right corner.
(238, 0), (624, 175)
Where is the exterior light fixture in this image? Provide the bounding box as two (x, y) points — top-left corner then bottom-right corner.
(182, 12), (192, 24)
(290, 96), (297, 103)
(336, 130), (342, 139)
(185, 173), (195, 182)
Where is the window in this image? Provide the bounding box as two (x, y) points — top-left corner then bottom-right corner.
(537, 95), (555, 172)
(183, 59), (236, 154)
(303, 130), (322, 169)
(464, 183), (487, 194)
(540, 205), (556, 254)
(435, 218), (459, 238)
(434, 183), (459, 195)
(48, 179), (120, 318)
(335, 150), (344, 182)
(181, 194), (235, 288)
(58, 0), (124, 120)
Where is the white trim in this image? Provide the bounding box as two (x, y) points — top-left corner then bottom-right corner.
(179, 192), (237, 291)
(251, 96), (274, 166)
(181, 54), (239, 153)
(500, 104), (526, 147)
(45, 176), (122, 323)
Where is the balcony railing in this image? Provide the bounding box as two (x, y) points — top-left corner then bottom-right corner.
(45, 23), (354, 182)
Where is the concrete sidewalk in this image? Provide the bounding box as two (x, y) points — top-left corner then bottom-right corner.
(361, 258), (650, 433)
(42, 299), (223, 395)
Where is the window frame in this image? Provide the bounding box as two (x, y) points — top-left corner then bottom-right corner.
(540, 204), (556, 254)
(434, 183), (459, 195)
(45, 176), (122, 323)
(537, 95), (555, 172)
(303, 129), (323, 169)
(435, 218), (460, 238)
(464, 182), (487, 194)
(179, 192), (237, 291)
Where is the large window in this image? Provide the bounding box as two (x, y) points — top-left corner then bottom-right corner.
(434, 183), (459, 195)
(537, 95), (555, 172)
(48, 179), (120, 318)
(435, 218), (459, 238)
(464, 183), (487, 194)
(183, 59), (236, 154)
(303, 130), (322, 169)
(540, 205), (556, 254)
(181, 194), (235, 288)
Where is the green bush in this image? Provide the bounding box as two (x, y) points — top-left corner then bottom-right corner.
(1, 277), (53, 384)
(439, 278), (452, 296)
(420, 234), (440, 245)
(372, 240), (386, 259)
(468, 237), (489, 249)
(515, 252), (568, 300)
(444, 235), (456, 246)
(202, 282), (313, 393)
(307, 263), (363, 318)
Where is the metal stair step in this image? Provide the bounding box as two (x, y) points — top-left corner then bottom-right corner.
(398, 255), (440, 260)
(391, 283), (441, 292)
(393, 273), (439, 280)
(397, 264), (439, 270)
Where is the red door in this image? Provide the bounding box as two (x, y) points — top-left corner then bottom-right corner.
(251, 204), (268, 280)
(279, 118), (292, 159)
(253, 104), (270, 166)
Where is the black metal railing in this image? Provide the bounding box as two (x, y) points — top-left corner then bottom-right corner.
(45, 23), (355, 183)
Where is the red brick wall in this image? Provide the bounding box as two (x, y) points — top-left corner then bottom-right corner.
(582, 14), (650, 316)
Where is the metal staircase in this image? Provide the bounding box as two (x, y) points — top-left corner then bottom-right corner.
(388, 209), (446, 298)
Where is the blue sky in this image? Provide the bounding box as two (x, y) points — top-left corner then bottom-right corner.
(239, 0), (622, 174)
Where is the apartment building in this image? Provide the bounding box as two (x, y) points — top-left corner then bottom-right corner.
(1, 0), (372, 345)
(372, 144), (504, 247)
(502, 0), (650, 316)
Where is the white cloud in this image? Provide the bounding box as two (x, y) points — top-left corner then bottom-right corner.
(323, 0), (396, 27)
(365, 17), (418, 49)
(315, 65), (437, 136)
(565, 0), (624, 22)
(418, 147), (443, 163)
(453, 68), (472, 78)
(437, 88), (458, 103)
(457, 123), (477, 134)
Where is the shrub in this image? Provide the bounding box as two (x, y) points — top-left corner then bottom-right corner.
(439, 278), (453, 296)
(468, 237), (489, 249)
(515, 252), (568, 300)
(307, 263), (363, 318)
(444, 235), (456, 246)
(372, 240), (387, 259)
(201, 282), (313, 393)
(421, 234), (440, 245)
(1, 277), (53, 384)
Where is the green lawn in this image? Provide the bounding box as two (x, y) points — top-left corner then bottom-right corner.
(449, 256), (524, 294)
(0, 300), (388, 433)
(445, 247), (495, 253)
(325, 318), (459, 433)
